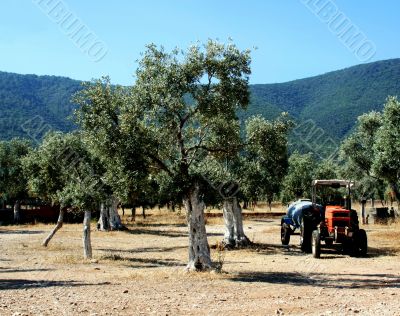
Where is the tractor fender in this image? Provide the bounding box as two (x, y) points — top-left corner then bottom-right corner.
(282, 216), (294, 226)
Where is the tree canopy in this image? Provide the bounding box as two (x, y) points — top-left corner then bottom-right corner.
(0, 138), (32, 205)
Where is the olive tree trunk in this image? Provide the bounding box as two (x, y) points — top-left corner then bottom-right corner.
(183, 184), (212, 271)
(97, 203), (110, 231)
(83, 210), (92, 259)
(108, 196), (123, 230)
(222, 197), (250, 247)
(42, 208), (65, 247)
(222, 199), (235, 247)
(97, 196), (123, 231)
(13, 200), (21, 223)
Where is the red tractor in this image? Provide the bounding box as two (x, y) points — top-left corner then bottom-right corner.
(280, 179), (368, 258)
(310, 179), (368, 258)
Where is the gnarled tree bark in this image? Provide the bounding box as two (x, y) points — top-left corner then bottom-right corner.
(97, 196), (123, 231)
(97, 203), (110, 231)
(222, 197), (250, 247)
(108, 196), (123, 230)
(83, 210), (92, 259)
(42, 207), (65, 247)
(184, 184), (212, 271)
(222, 199), (235, 247)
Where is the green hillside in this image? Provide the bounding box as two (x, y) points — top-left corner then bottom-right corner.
(1, 59), (400, 149)
(247, 58), (400, 141)
(0, 72), (81, 141)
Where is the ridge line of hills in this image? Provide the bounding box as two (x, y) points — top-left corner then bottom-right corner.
(1, 58), (399, 150)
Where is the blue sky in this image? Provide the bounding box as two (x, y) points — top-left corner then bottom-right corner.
(1, 0), (399, 85)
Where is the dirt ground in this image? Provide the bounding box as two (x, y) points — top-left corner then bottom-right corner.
(1, 209), (400, 316)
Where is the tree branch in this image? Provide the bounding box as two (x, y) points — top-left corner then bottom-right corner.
(148, 153), (173, 177)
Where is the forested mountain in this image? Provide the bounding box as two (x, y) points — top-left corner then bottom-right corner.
(247, 58), (400, 142)
(0, 72), (81, 140)
(1, 58), (400, 146)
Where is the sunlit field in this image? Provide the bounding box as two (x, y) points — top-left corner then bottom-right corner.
(1, 206), (399, 315)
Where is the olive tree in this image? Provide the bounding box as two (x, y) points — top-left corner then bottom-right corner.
(372, 96), (400, 201)
(340, 111), (382, 178)
(0, 139), (31, 223)
(199, 114), (292, 248)
(122, 41), (251, 270)
(23, 132), (107, 258)
(74, 79), (149, 230)
(340, 110), (384, 208)
(243, 114), (292, 209)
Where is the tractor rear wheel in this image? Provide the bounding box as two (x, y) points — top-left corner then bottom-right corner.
(354, 229), (368, 256)
(300, 218), (312, 253)
(312, 230), (321, 258)
(281, 223), (291, 245)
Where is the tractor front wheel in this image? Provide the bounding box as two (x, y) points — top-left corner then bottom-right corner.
(312, 230), (321, 258)
(281, 223), (291, 245)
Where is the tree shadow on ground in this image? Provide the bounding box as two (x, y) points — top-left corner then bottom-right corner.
(126, 257), (186, 269)
(123, 228), (187, 238)
(0, 279), (111, 290)
(247, 242), (301, 255)
(132, 223), (187, 228)
(98, 245), (186, 254)
(367, 246), (399, 257)
(251, 219), (275, 223)
(100, 253), (185, 268)
(228, 271), (400, 289)
(250, 242), (396, 259)
(0, 268), (53, 274)
(0, 230), (45, 235)
(123, 227), (221, 238)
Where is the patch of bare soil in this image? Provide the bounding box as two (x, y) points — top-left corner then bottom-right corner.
(1, 210), (399, 315)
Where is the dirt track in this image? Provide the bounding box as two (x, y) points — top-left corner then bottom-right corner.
(0, 212), (399, 316)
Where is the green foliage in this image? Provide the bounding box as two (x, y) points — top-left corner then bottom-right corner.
(74, 78), (149, 205)
(340, 111), (384, 199)
(241, 113), (293, 203)
(281, 152), (316, 202)
(122, 40), (251, 199)
(314, 159), (339, 180)
(0, 138), (32, 203)
(340, 111), (382, 177)
(372, 96), (400, 196)
(23, 132), (107, 210)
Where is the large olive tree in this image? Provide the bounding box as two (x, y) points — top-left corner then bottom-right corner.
(76, 41), (250, 270)
(124, 41), (251, 270)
